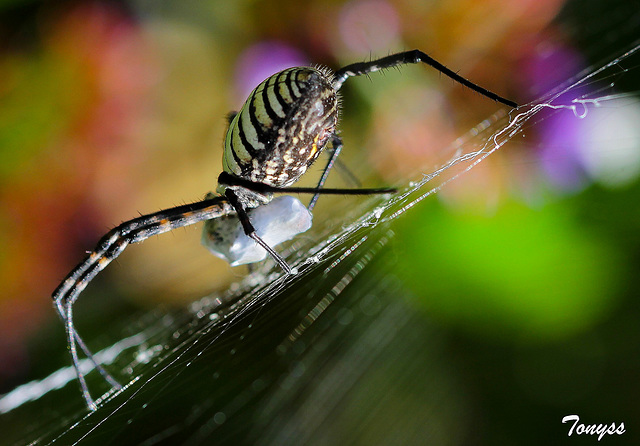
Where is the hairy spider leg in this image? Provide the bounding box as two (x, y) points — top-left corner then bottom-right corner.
(304, 50), (517, 215)
(53, 196), (235, 409)
(332, 49), (518, 108)
(53, 182), (393, 409)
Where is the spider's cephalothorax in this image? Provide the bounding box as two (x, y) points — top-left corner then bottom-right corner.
(221, 67), (338, 190)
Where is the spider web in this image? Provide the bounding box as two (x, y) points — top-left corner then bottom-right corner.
(1, 36), (640, 446)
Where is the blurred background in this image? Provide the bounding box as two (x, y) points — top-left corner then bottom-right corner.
(0, 0), (639, 443)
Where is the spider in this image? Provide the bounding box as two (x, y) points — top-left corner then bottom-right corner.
(52, 49), (517, 410)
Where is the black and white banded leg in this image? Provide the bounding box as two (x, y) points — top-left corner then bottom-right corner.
(53, 197), (234, 409)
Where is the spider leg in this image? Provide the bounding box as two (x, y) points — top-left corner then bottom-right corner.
(308, 134), (345, 211)
(74, 331), (122, 387)
(224, 189), (292, 274)
(218, 172), (396, 196)
(54, 300), (121, 387)
(333, 49), (518, 108)
(53, 196), (234, 410)
(54, 287), (121, 389)
(65, 302), (97, 410)
(220, 172), (393, 273)
(333, 158), (362, 189)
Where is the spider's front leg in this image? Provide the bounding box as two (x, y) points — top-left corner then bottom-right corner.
(333, 49), (518, 108)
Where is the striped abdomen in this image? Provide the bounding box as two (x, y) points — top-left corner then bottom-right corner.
(222, 67), (338, 187)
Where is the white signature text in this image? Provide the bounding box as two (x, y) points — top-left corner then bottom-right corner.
(562, 415), (625, 441)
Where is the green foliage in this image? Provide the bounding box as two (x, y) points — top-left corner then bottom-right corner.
(394, 198), (621, 341)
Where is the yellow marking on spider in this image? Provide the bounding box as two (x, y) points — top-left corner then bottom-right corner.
(308, 133), (320, 159)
